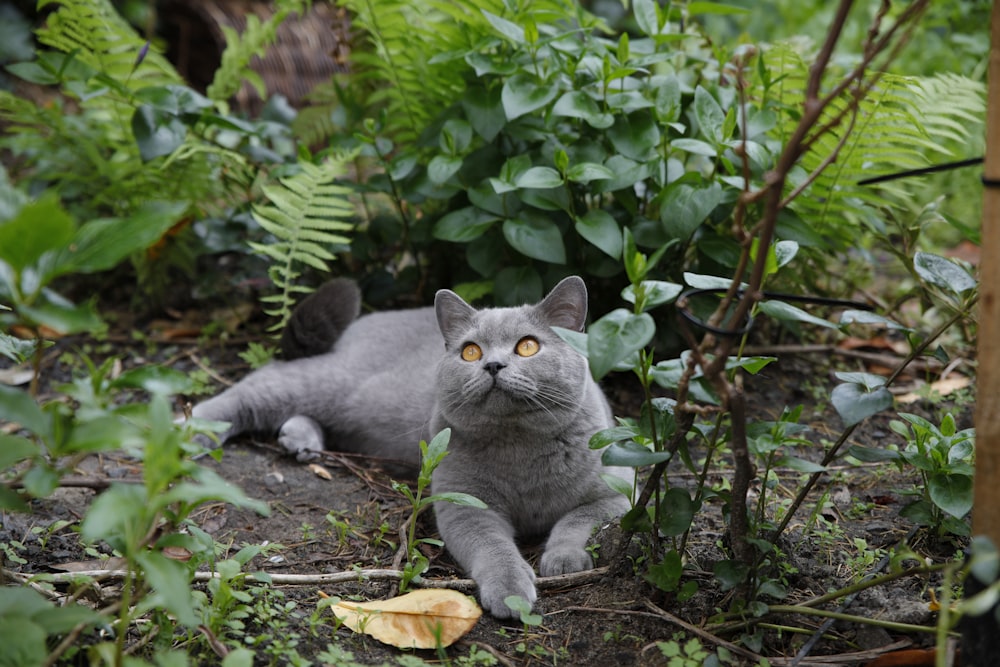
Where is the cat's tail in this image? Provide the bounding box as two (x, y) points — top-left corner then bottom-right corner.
(280, 278), (361, 359)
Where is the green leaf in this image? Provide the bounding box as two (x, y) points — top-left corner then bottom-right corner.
(112, 366), (193, 395)
(515, 166), (563, 189)
(462, 85), (506, 142)
(670, 138), (717, 156)
(847, 445), (900, 463)
(914, 251), (977, 295)
(502, 216), (566, 264)
(425, 492), (487, 508)
(136, 550), (198, 627)
(501, 74), (559, 120)
(832, 381), (893, 427)
(658, 487), (695, 536)
(575, 210), (622, 259)
(602, 440), (672, 467)
(714, 560), (750, 592)
(0, 435), (38, 468)
(81, 483), (147, 553)
(688, 2), (751, 14)
(433, 207), (500, 242)
(493, 266), (542, 306)
(18, 299), (103, 336)
(758, 300), (836, 329)
(587, 309), (655, 380)
(57, 202), (188, 276)
(633, 0), (660, 36)
(661, 182), (723, 240)
(608, 111), (659, 161)
(132, 104), (188, 161)
(589, 425), (640, 449)
(0, 194), (74, 273)
(566, 163), (615, 184)
(0, 617), (47, 667)
(427, 155), (464, 185)
(928, 472), (973, 519)
(481, 10), (525, 43)
(693, 86), (726, 144)
(0, 384), (49, 437)
(621, 280), (683, 311)
(552, 91), (614, 128)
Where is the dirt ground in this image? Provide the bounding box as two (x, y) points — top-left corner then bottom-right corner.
(1, 296), (974, 666)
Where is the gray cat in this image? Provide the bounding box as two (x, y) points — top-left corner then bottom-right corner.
(191, 276), (630, 619)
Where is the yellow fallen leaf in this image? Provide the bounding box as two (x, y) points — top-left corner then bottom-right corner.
(897, 375), (972, 404)
(308, 463), (333, 480)
(331, 588), (482, 649)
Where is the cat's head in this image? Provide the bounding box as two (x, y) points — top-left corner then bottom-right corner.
(433, 277), (591, 426)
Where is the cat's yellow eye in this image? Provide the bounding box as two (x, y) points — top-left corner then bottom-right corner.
(515, 337), (540, 358)
(461, 343), (482, 362)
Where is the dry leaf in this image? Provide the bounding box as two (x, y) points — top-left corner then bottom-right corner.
(331, 588), (482, 649)
(897, 376), (972, 404)
(308, 463), (333, 480)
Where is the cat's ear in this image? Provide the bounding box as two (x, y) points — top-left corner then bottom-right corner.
(537, 276), (588, 332)
(435, 290), (477, 347)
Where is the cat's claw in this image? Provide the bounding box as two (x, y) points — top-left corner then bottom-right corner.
(539, 547), (594, 577)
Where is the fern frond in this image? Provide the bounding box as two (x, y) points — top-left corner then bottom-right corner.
(758, 43), (985, 243)
(206, 0), (312, 104)
(37, 0), (180, 89)
(248, 160), (355, 331)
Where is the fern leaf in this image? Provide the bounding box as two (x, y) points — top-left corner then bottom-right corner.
(249, 160), (355, 331)
(206, 0), (312, 104)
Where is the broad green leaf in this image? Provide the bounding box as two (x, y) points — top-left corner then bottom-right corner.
(847, 445), (900, 463)
(552, 326), (588, 359)
(439, 119), (473, 154)
(0, 617), (47, 667)
(552, 91), (613, 128)
(462, 85), (505, 142)
(502, 216), (566, 264)
(589, 425), (640, 449)
(481, 10), (525, 43)
(688, 1), (751, 14)
(136, 550), (198, 627)
(683, 272), (744, 290)
(161, 469), (269, 515)
(693, 86), (726, 144)
(633, 0), (661, 36)
(587, 309), (655, 380)
(81, 483), (147, 553)
(501, 74), (560, 120)
(425, 492), (488, 508)
(661, 182), (723, 240)
(0, 435), (38, 468)
(834, 371), (887, 389)
(515, 166), (563, 189)
(601, 440), (672, 467)
(112, 366), (193, 395)
(427, 155), (463, 185)
(832, 381), (893, 427)
(0, 384), (49, 436)
(670, 138), (717, 156)
(840, 310), (911, 331)
(566, 163), (615, 184)
(914, 251), (977, 295)
(56, 202), (188, 277)
(714, 560), (749, 592)
(132, 105), (188, 161)
(775, 456), (826, 473)
(928, 473), (973, 519)
(575, 210), (622, 259)
(621, 280), (683, 311)
(433, 207), (499, 242)
(758, 300), (836, 329)
(18, 299), (103, 336)
(608, 111), (659, 161)
(0, 194), (74, 272)
(658, 487), (695, 536)
(774, 240), (799, 268)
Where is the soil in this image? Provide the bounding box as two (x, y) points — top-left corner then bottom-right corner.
(1, 290), (975, 667)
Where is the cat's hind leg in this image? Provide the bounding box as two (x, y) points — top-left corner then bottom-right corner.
(277, 415), (325, 462)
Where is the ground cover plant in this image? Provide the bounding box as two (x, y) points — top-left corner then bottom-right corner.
(0, 0), (991, 665)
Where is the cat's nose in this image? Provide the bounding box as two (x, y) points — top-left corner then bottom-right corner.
(484, 361), (505, 376)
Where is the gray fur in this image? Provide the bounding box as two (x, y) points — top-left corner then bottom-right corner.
(191, 276), (629, 618)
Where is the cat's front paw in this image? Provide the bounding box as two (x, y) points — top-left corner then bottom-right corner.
(278, 416), (325, 462)
(475, 560), (537, 620)
(539, 546), (594, 577)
